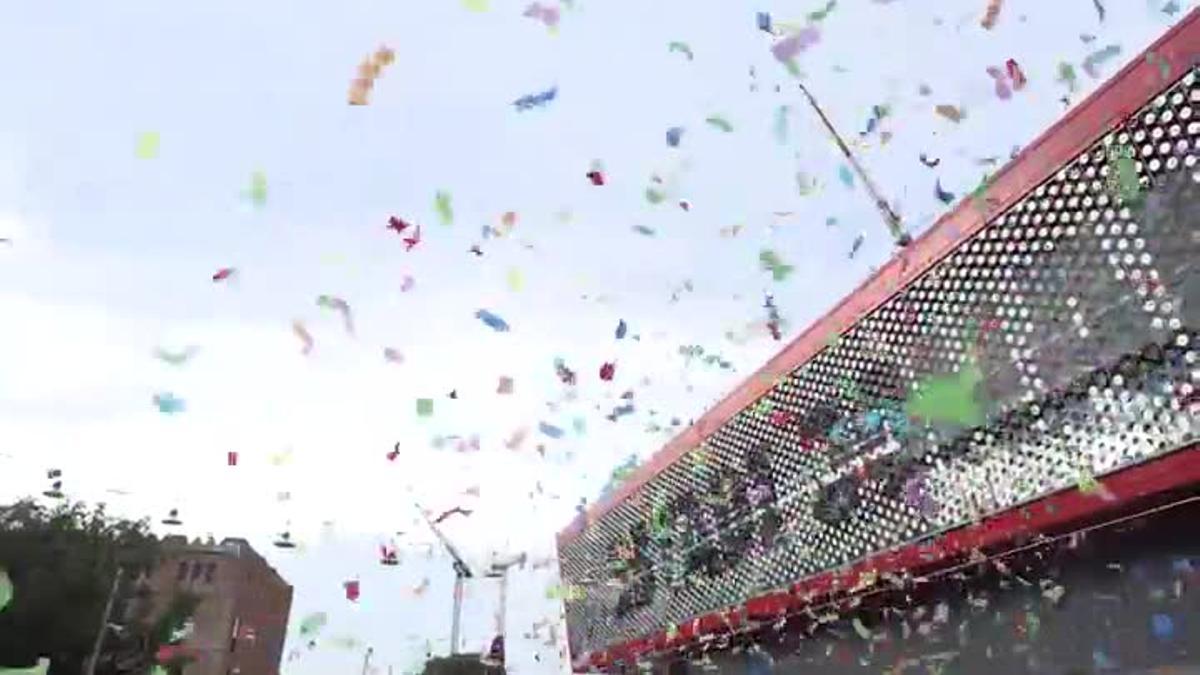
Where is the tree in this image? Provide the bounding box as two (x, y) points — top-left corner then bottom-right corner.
(0, 499), (160, 675)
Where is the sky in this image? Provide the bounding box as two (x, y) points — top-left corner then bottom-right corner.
(0, 0), (1193, 673)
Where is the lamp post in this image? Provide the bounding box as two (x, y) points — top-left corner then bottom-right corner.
(414, 502), (474, 655)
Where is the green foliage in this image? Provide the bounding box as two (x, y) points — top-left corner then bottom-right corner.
(0, 499), (159, 675)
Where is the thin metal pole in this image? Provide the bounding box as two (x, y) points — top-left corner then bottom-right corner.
(361, 647), (374, 675)
(796, 82), (912, 247)
(495, 571), (508, 639)
(83, 566), (122, 675)
(450, 573), (465, 655)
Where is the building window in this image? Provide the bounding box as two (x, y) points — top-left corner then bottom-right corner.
(190, 562), (206, 582)
(176, 562), (189, 581)
(204, 562), (216, 583)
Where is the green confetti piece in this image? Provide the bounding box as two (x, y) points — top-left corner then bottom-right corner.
(416, 398), (434, 417)
(806, 0), (838, 22)
(135, 132), (160, 159)
(461, 0), (489, 11)
(1077, 467), (1100, 493)
(645, 187), (665, 204)
(299, 611), (328, 636)
(905, 360), (985, 427)
(1057, 62), (1078, 92)
(246, 171), (268, 207)
(759, 249), (795, 282)
(0, 568), (11, 613)
(435, 191), (454, 225)
(704, 116), (733, 132)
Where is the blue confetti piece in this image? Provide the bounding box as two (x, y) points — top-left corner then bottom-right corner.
(666, 126), (684, 147)
(632, 225), (656, 236)
(475, 309), (510, 332)
(572, 417), (587, 434)
(838, 165), (855, 189)
(539, 422), (564, 438)
(756, 11), (772, 33)
(513, 86), (558, 112)
(615, 319), (628, 340)
(1151, 614), (1174, 641)
(152, 392), (186, 415)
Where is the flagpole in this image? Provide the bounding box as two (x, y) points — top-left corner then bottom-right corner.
(795, 82), (912, 247)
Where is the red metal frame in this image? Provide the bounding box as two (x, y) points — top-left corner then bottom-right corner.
(561, 7), (1200, 669)
(585, 444), (1200, 669)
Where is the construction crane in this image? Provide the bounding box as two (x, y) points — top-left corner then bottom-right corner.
(415, 503), (528, 661)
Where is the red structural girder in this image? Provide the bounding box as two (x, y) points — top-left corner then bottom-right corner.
(560, 8), (1200, 671)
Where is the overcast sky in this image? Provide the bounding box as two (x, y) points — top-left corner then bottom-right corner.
(0, 0), (1192, 673)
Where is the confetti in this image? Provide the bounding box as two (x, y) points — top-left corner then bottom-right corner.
(384, 347), (404, 364)
(986, 66), (1013, 100)
(666, 126), (684, 147)
(298, 612), (328, 637)
(838, 165), (855, 189)
(935, 104), (966, 123)
(1151, 613), (1175, 640)
(434, 191), (454, 226)
(416, 398), (434, 417)
(1146, 52), (1172, 82)
(980, 0), (1002, 29)
(212, 267), (237, 282)
(347, 46), (395, 105)
(771, 27), (820, 62)
(905, 359), (985, 427)
(773, 106), (789, 144)
(523, 2), (560, 27)
(1083, 45), (1121, 79)
(1006, 59), (1027, 90)
(539, 422), (564, 438)
(497, 376), (514, 394)
(807, 0), (837, 22)
(919, 153), (940, 168)
(135, 132), (160, 159)
(152, 392), (186, 415)
(343, 580), (360, 602)
(759, 249), (795, 282)
(586, 168), (605, 186)
(0, 568), (11, 613)
(316, 295), (355, 336)
(227, 451), (238, 467)
(245, 171), (268, 207)
(599, 362), (616, 381)
(292, 320), (314, 356)
(667, 41), (694, 60)
(934, 179), (956, 205)
(476, 309), (510, 332)
(849, 232), (865, 259)
(1057, 62), (1078, 92)
(1092, 0), (1105, 22)
(433, 506), (473, 524)
(154, 346), (199, 366)
(756, 11), (773, 34)
(513, 86), (558, 111)
(705, 116), (733, 132)
(615, 320), (628, 340)
(501, 267), (525, 293)
(462, 0), (489, 10)
(632, 224), (656, 236)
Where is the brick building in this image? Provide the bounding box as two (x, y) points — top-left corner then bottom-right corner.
(134, 536), (293, 675)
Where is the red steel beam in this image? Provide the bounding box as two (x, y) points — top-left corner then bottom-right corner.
(558, 5), (1200, 549)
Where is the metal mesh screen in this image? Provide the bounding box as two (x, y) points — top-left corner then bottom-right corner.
(560, 66), (1200, 657)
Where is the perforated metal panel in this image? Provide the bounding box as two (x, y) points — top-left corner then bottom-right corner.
(560, 67), (1200, 657)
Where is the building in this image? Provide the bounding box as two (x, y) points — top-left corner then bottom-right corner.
(558, 8), (1200, 673)
(134, 537), (293, 675)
